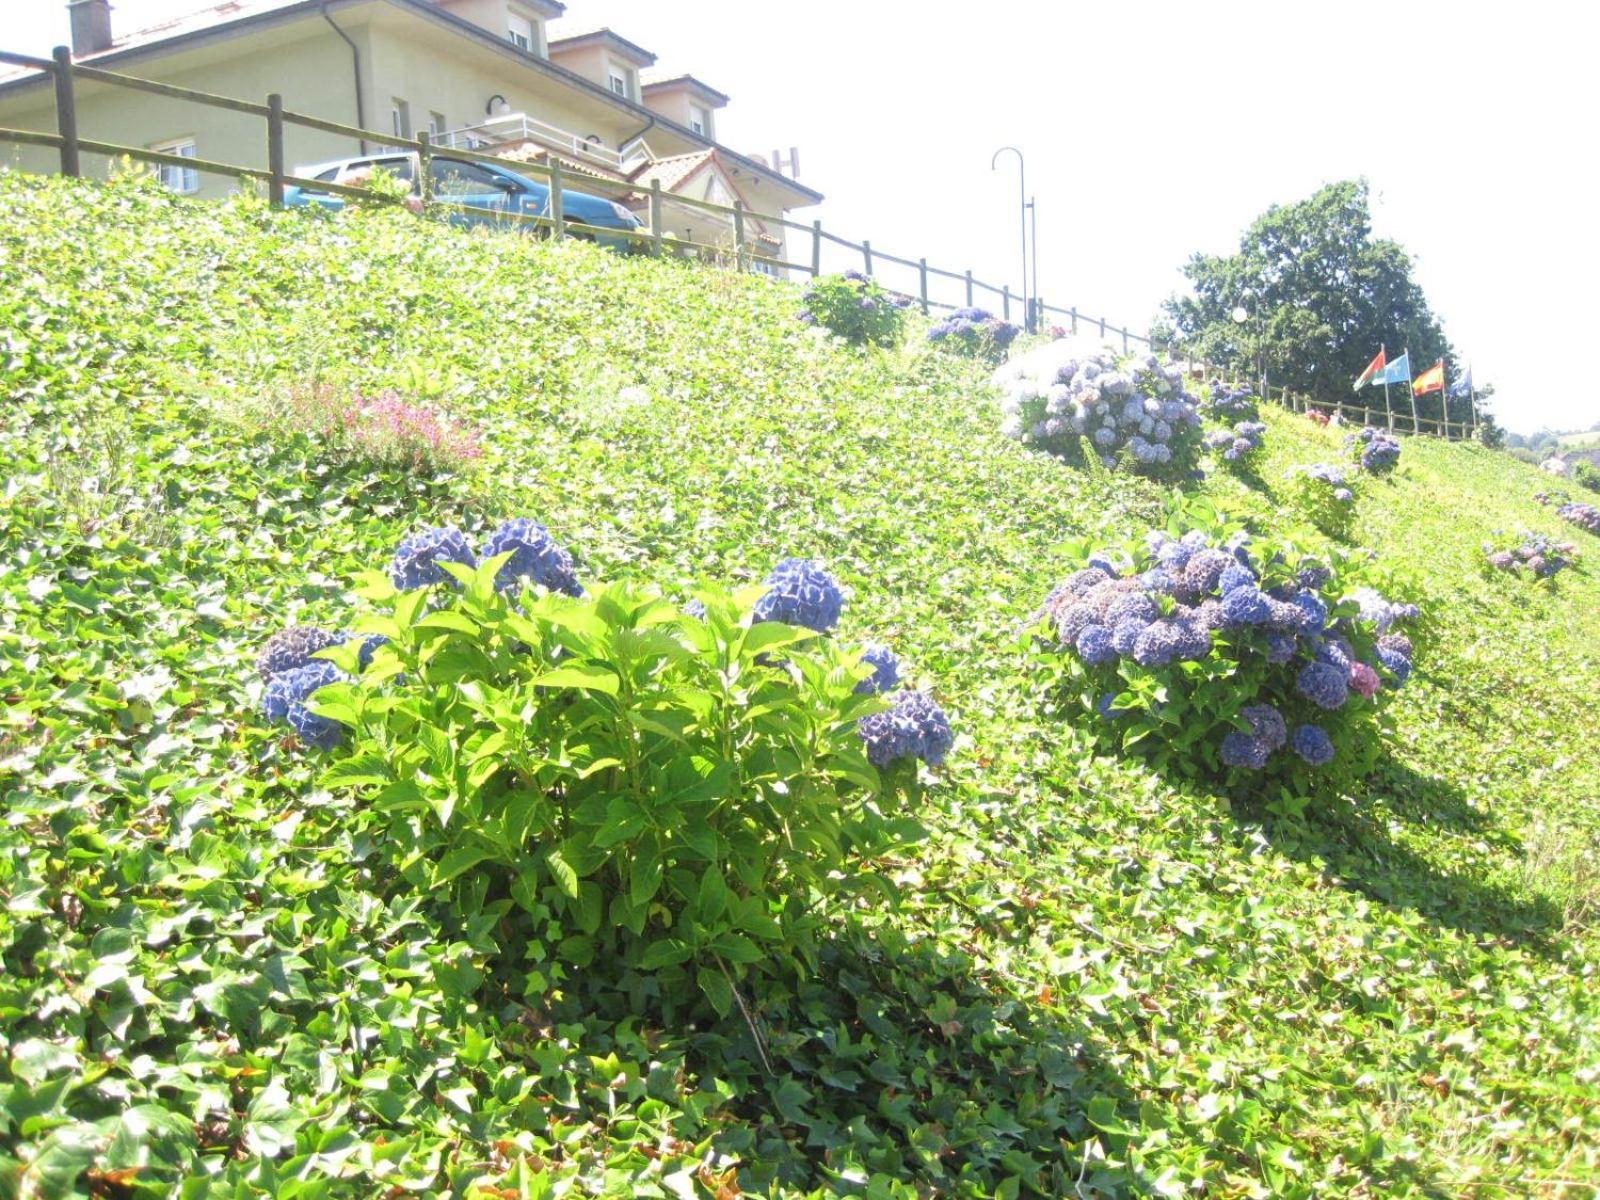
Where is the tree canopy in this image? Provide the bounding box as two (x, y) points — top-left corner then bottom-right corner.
(1161, 180), (1475, 428)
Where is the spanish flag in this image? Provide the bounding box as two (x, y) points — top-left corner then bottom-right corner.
(1412, 359), (1445, 396)
(1353, 347), (1386, 391)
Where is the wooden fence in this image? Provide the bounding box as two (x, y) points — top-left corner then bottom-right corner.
(0, 45), (1478, 441)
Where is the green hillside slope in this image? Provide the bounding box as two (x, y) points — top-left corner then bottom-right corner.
(2, 173), (1597, 1198)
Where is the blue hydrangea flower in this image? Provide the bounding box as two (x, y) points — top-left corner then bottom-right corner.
(1241, 703), (1287, 751)
(1297, 564), (1332, 590)
(1220, 586), (1272, 626)
(1291, 592), (1329, 631)
(1110, 617), (1149, 655)
(1291, 724), (1335, 766)
(256, 625), (344, 680)
(1375, 645), (1412, 684)
(684, 598), (707, 620)
(1169, 616), (1212, 661)
(1139, 568), (1176, 595)
(288, 701), (344, 750)
(856, 690), (954, 767)
(1297, 660), (1349, 710)
(480, 517), (582, 596)
(1220, 731), (1270, 770)
(753, 558), (844, 633)
(1105, 593), (1158, 627)
(1265, 631), (1298, 663)
(856, 645), (901, 695)
(1076, 623), (1116, 665)
(389, 526), (477, 591)
(1182, 549), (1234, 596)
(1096, 692), (1129, 721)
(262, 659), (346, 724)
(350, 633), (389, 670)
(1218, 564), (1257, 595)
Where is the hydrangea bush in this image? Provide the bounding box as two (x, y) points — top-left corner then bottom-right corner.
(292, 543), (950, 1019)
(1201, 380), (1259, 421)
(927, 307), (1021, 364)
(1027, 504), (1418, 794)
(1557, 500), (1600, 536)
(1204, 420), (1267, 466)
(994, 339), (1203, 478)
(799, 270), (907, 347)
(1482, 532), (1575, 579)
(252, 529), (953, 1018)
(1347, 426), (1401, 475)
(1283, 463), (1358, 538)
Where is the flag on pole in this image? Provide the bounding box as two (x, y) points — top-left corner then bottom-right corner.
(1353, 347), (1387, 390)
(1372, 352), (1411, 385)
(1412, 359), (1445, 396)
(1448, 366), (1473, 399)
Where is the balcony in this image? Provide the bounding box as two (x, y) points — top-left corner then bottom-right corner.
(437, 112), (651, 175)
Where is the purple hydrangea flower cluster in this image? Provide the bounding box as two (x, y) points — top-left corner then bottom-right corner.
(1206, 420), (1267, 463)
(1483, 531), (1574, 579)
(261, 659), (348, 749)
(388, 526), (477, 591)
(1346, 427), (1401, 474)
(856, 645), (901, 695)
(1347, 587), (1420, 634)
(928, 307), (1021, 361)
(1202, 381), (1258, 420)
(995, 343), (1203, 472)
(752, 558), (845, 633)
(1220, 703), (1288, 770)
(1286, 462), (1356, 504)
(1040, 527), (1419, 773)
(1291, 723), (1335, 765)
(256, 625), (344, 680)
(1556, 501), (1600, 535)
(480, 517), (582, 596)
(856, 689), (954, 767)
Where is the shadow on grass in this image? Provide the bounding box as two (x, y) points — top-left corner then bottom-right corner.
(694, 920), (1152, 1199)
(1246, 755), (1565, 953)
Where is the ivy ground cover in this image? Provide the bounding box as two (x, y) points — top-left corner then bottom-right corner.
(1, 173), (1598, 1198)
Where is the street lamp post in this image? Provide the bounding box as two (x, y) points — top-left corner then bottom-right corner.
(1028, 194), (1038, 331)
(991, 146), (1028, 331)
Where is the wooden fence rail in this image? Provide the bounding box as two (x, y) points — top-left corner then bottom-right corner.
(0, 44), (1479, 441)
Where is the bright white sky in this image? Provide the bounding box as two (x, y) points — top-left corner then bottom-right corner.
(11, 0), (1598, 432)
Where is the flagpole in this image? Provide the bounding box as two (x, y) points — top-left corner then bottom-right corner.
(1382, 341), (1393, 432)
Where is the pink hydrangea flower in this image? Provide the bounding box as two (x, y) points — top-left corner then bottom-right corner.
(1348, 661), (1380, 699)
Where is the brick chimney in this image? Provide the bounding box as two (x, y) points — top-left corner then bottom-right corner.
(68, 0), (114, 56)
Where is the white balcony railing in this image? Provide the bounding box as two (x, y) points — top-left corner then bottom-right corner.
(438, 112), (644, 173)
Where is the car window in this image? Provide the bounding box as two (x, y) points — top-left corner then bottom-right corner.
(370, 157), (415, 183)
(314, 167), (341, 182)
(430, 158), (512, 197)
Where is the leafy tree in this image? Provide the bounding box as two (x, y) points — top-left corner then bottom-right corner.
(1162, 180), (1464, 426)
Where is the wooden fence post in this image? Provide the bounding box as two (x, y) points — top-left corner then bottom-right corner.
(964, 269), (974, 307)
(52, 46), (79, 178)
(810, 219), (821, 275)
(651, 180), (664, 256)
(1121, 327), (1129, 354)
(416, 128), (431, 208)
(732, 201), (746, 271)
(266, 92), (285, 208)
(862, 239), (873, 277)
(1098, 316), (1106, 339)
(1002, 286), (1011, 320)
(549, 159), (565, 240)
(1070, 306), (1078, 335)
(918, 257), (929, 314)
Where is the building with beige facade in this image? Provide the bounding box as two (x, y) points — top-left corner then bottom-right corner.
(0, 0), (819, 264)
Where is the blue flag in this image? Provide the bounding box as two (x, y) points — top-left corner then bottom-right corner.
(1449, 366), (1473, 399)
(1372, 352), (1411, 385)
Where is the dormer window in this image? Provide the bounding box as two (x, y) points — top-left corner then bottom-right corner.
(607, 59), (638, 101)
(507, 7), (543, 55)
(689, 103), (712, 139)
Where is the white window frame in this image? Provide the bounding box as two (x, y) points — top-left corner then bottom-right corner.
(607, 59), (637, 100)
(391, 97), (412, 141)
(507, 11), (533, 50)
(428, 111), (448, 138)
(149, 137), (198, 194)
(688, 103), (712, 140)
